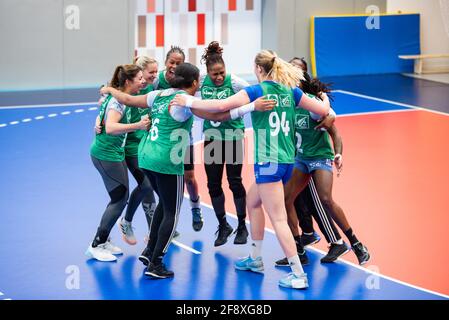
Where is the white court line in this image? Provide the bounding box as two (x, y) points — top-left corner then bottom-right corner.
(48, 114), (58, 118)
(0, 124), (7, 128)
(194, 199), (449, 299)
(0, 291), (3, 295)
(74, 109), (85, 113)
(9, 121), (19, 125)
(172, 240), (202, 255)
(61, 111), (71, 115)
(0, 102), (97, 110)
(3, 298), (12, 300)
(34, 116), (45, 120)
(88, 107), (98, 111)
(334, 89), (449, 117)
(22, 118), (32, 123)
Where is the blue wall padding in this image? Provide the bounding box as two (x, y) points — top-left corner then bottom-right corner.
(313, 14), (420, 77)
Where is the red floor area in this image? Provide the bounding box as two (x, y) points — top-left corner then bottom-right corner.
(192, 110), (449, 296)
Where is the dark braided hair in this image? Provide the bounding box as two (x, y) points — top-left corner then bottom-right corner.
(201, 41), (225, 71)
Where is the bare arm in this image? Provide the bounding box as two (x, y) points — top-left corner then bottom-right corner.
(94, 116), (102, 134)
(100, 87), (148, 109)
(171, 90), (251, 113)
(328, 124), (343, 155)
(298, 92), (330, 116)
(105, 109), (150, 135)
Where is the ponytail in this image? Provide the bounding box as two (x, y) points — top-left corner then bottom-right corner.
(109, 64), (142, 90)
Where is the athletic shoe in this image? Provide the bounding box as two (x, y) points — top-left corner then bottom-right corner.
(275, 250), (309, 267)
(301, 232), (321, 247)
(214, 223), (234, 247)
(352, 242), (370, 265)
(192, 207), (204, 232)
(138, 247), (152, 266)
(278, 273), (309, 290)
(119, 217), (137, 245)
(85, 243), (117, 262)
(104, 239), (123, 255)
(234, 256), (264, 273)
(320, 242), (350, 263)
(145, 263), (174, 279)
(233, 224), (249, 245)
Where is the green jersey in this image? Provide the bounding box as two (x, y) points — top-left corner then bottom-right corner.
(251, 82), (296, 164)
(157, 71), (171, 90)
(294, 94), (334, 160)
(90, 94), (130, 162)
(201, 74), (245, 141)
(125, 85), (154, 157)
(139, 89), (194, 175)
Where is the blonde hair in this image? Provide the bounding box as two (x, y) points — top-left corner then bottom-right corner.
(255, 50), (304, 88)
(134, 56), (158, 70)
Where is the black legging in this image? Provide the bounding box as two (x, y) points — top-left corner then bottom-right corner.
(143, 169), (184, 266)
(91, 156), (129, 245)
(204, 139), (246, 226)
(295, 177), (341, 244)
(124, 156), (156, 230)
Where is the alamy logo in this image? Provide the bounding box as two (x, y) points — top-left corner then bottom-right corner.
(295, 115), (309, 130)
(65, 5), (80, 30)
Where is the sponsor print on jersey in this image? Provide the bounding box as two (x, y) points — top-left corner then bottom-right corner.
(280, 94), (292, 108)
(266, 94), (280, 107)
(202, 87), (232, 100)
(295, 114), (310, 130)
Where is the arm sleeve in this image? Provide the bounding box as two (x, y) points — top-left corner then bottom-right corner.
(293, 87), (304, 106)
(231, 74), (251, 92)
(146, 91), (161, 107)
(170, 105), (194, 122)
(107, 98), (125, 116)
(243, 84), (264, 103)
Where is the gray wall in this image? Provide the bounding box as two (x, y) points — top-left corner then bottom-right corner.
(262, 0), (387, 65)
(0, 0), (136, 91)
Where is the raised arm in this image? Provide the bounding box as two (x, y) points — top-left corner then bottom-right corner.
(100, 87), (148, 109)
(171, 90), (251, 113)
(105, 110), (150, 135)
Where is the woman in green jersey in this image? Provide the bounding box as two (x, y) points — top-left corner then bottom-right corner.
(87, 65), (150, 262)
(171, 50), (330, 290)
(199, 41), (250, 247)
(118, 56), (159, 246)
(154, 46), (203, 234)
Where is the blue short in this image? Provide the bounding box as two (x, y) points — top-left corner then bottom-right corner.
(254, 163), (294, 185)
(294, 158), (333, 174)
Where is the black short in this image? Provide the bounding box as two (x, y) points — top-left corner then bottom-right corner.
(184, 144), (194, 171)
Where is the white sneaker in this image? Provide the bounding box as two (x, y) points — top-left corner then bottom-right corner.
(104, 239), (123, 255)
(85, 243), (117, 262)
(119, 218), (137, 245)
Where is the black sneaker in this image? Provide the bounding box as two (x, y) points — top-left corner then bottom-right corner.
(214, 223), (234, 247)
(320, 242), (350, 263)
(233, 224), (249, 245)
(192, 208), (204, 232)
(301, 232), (321, 247)
(352, 242), (370, 265)
(275, 251), (309, 267)
(139, 247), (152, 267)
(145, 262), (174, 279)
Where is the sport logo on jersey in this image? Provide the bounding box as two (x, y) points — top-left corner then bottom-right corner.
(280, 94), (292, 108)
(152, 101), (167, 115)
(295, 115), (309, 130)
(216, 88), (231, 100)
(266, 94), (279, 107)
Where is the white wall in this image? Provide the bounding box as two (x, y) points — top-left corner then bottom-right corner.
(388, 0), (449, 71)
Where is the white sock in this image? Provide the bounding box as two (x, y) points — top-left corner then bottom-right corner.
(190, 195), (201, 209)
(250, 240), (263, 259)
(288, 255), (304, 276)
